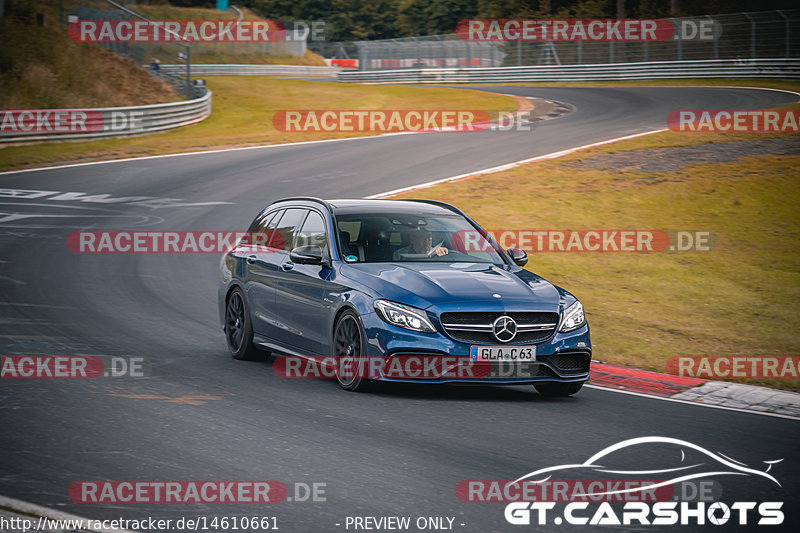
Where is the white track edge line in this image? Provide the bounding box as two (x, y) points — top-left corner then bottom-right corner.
(2, 85), (796, 176)
(584, 384), (800, 421)
(366, 129), (667, 198)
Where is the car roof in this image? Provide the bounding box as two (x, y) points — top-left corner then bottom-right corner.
(328, 199), (458, 215)
(268, 198), (461, 216)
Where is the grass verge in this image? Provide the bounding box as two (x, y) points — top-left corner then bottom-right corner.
(0, 77), (518, 171)
(394, 111), (800, 391)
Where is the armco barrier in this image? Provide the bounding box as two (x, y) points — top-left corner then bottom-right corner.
(0, 89), (211, 144)
(160, 64), (340, 76)
(338, 58), (800, 83)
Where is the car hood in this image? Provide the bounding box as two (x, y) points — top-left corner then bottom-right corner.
(341, 262), (562, 313)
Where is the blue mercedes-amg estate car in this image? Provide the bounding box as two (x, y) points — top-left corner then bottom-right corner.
(219, 198), (590, 395)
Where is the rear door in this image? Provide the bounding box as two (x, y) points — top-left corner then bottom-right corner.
(248, 208), (309, 346)
(244, 208), (306, 342)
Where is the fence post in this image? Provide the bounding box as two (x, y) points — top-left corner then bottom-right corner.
(777, 10), (790, 58)
(577, 39), (582, 64)
(743, 12), (755, 59)
(707, 15), (718, 59)
(609, 41), (614, 63)
(185, 45), (192, 99)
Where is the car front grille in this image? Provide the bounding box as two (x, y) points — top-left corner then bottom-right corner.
(545, 351), (591, 375)
(440, 311), (559, 345)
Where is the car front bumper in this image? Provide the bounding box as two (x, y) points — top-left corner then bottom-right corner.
(359, 311), (591, 384)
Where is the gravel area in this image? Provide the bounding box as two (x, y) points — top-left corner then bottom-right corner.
(568, 137), (800, 174)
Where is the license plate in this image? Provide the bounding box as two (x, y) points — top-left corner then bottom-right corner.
(470, 345), (536, 362)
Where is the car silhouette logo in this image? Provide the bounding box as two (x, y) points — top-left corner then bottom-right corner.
(507, 436), (783, 498)
(493, 315), (517, 343)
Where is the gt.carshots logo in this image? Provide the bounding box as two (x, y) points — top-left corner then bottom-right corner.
(498, 437), (784, 527)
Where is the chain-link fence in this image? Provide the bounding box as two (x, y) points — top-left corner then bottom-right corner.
(65, 2), (308, 98)
(354, 10), (800, 71)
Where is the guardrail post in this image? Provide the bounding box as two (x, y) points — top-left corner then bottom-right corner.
(609, 41), (614, 63)
(577, 39), (582, 64)
(643, 40), (648, 62)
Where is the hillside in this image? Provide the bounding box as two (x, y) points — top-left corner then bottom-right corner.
(134, 3), (326, 65)
(0, 1), (176, 109)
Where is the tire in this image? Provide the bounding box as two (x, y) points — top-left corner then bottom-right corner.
(534, 381), (584, 397)
(333, 310), (370, 392)
(224, 287), (262, 361)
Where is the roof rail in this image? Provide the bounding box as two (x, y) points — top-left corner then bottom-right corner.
(269, 197), (333, 212)
(399, 198), (463, 215)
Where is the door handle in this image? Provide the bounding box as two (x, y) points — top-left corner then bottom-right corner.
(247, 255), (257, 264)
(281, 261), (294, 271)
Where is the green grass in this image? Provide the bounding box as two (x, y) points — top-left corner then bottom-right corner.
(395, 126), (800, 391)
(0, 77), (518, 171)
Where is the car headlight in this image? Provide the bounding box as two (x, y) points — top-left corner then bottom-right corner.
(374, 300), (436, 333)
(559, 300), (586, 332)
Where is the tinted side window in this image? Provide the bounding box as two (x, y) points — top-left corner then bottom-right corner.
(244, 210), (281, 249)
(295, 210), (329, 256)
(250, 210), (280, 233)
(272, 209), (308, 252)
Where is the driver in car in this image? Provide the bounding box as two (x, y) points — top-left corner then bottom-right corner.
(394, 228), (449, 259)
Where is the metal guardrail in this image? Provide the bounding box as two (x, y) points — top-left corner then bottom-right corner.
(0, 88), (212, 144)
(159, 64), (340, 76)
(338, 58), (800, 83)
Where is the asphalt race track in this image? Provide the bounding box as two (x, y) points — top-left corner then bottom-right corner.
(1, 86), (799, 532)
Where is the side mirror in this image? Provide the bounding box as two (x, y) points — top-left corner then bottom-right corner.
(290, 245), (325, 266)
(507, 247), (528, 267)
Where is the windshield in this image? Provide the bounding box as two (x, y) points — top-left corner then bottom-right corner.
(335, 213), (506, 264)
